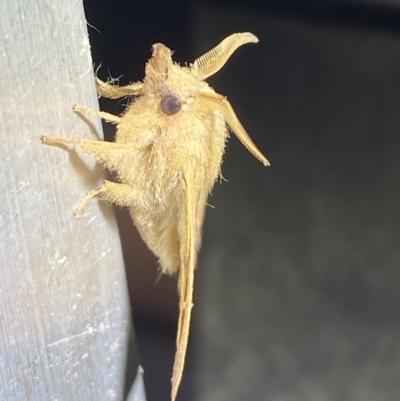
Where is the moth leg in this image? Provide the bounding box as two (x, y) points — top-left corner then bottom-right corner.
(41, 136), (81, 145)
(75, 180), (136, 216)
(73, 105), (121, 124)
(41, 136), (131, 171)
(96, 78), (144, 99)
(74, 186), (104, 217)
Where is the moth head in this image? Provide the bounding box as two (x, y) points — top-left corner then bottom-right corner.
(145, 43), (185, 116)
(146, 43), (173, 80)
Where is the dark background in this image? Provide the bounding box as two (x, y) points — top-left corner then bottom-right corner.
(82, 1), (400, 400)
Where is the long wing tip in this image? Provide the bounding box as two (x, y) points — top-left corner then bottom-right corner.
(171, 387), (177, 401)
(171, 365), (182, 401)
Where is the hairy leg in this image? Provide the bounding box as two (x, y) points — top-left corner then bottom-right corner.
(73, 105), (121, 124)
(75, 180), (137, 216)
(95, 78), (144, 99)
(41, 136), (130, 170)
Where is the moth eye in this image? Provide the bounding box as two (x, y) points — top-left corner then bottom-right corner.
(160, 95), (182, 115)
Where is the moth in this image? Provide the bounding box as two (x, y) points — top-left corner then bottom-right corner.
(42, 32), (269, 400)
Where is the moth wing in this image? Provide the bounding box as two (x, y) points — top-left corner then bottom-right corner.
(195, 189), (209, 253)
(171, 173), (202, 401)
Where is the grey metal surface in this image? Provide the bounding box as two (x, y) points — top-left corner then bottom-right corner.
(193, 4), (400, 401)
(0, 1), (140, 400)
(126, 367), (147, 401)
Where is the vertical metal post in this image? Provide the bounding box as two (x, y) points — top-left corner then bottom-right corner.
(0, 1), (144, 400)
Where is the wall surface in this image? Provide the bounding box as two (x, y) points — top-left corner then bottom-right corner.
(0, 1), (141, 400)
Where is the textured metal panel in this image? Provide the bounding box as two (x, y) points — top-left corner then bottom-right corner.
(0, 1), (142, 400)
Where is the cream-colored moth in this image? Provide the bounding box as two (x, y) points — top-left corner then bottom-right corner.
(42, 32), (269, 401)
